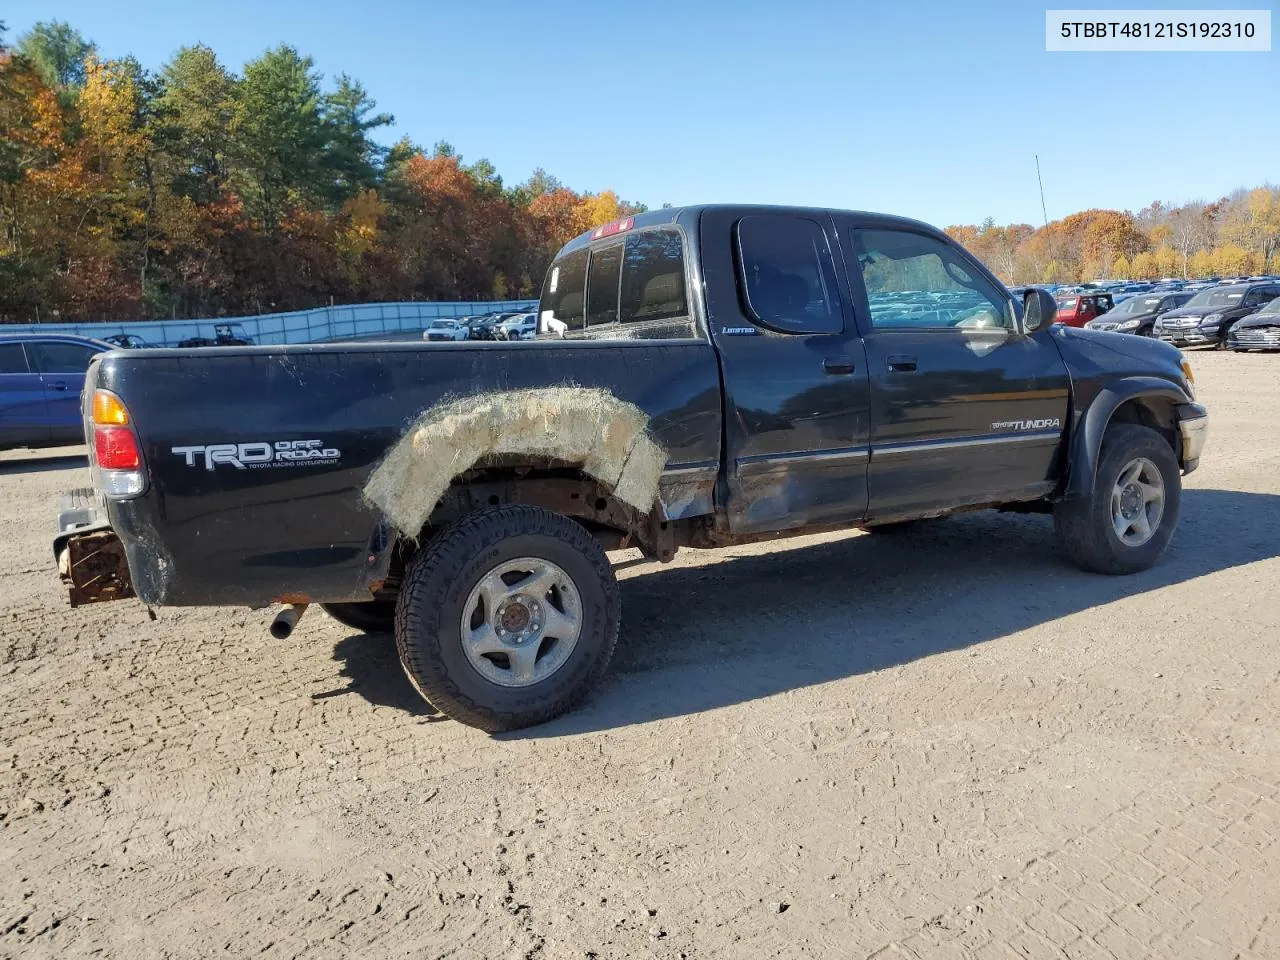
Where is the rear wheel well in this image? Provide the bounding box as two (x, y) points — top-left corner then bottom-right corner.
(382, 464), (675, 588)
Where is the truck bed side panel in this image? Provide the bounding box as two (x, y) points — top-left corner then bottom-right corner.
(96, 341), (722, 606)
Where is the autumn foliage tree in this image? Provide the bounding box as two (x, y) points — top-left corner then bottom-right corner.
(0, 21), (645, 322)
(949, 187), (1280, 284)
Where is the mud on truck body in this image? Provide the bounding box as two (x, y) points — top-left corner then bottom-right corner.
(55, 205), (1208, 731)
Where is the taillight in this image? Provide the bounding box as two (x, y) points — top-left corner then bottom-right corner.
(94, 426), (140, 469)
(91, 389), (146, 498)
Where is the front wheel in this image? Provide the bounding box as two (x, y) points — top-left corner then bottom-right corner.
(395, 505), (621, 732)
(1053, 424), (1181, 575)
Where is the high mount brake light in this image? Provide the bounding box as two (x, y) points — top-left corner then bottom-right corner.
(591, 217), (634, 240)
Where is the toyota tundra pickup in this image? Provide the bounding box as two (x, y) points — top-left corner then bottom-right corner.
(54, 205), (1208, 731)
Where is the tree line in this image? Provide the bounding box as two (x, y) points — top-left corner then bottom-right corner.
(0, 20), (644, 322)
(4, 21), (1276, 323)
(947, 189), (1280, 285)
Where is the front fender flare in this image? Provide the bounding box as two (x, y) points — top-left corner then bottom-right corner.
(1063, 377), (1193, 500)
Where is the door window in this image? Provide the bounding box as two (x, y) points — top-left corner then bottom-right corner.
(28, 341), (101, 374)
(735, 215), (842, 334)
(854, 229), (1010, 330)
(0, 344), (30, 374)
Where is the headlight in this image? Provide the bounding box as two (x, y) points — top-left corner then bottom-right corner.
(1116, 319), (1140, 330)
(1202, 312), (1222, 325)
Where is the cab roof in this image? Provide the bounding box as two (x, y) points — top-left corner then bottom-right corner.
(555, 204), (947, 256)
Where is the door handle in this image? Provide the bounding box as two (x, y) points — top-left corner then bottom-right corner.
(886, 355), (918, 373)
(51, 381), (68, 391)
(823, 357), (856, 375)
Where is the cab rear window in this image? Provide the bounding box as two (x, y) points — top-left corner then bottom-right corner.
(539, 227), (694, 339)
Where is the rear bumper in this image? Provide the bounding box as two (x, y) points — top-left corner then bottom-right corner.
(54, 488), (135, 607)
(1176, 403), (1208, 474)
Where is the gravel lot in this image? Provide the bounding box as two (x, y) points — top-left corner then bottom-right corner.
(2, 351), (1278, 960)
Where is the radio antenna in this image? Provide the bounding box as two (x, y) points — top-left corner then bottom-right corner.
(1035, 155), (1049, 226)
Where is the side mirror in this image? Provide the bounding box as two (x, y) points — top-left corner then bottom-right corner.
(1023, 289), (1057, 333)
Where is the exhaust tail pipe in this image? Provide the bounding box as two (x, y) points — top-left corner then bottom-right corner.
(270, 603), (309, 639)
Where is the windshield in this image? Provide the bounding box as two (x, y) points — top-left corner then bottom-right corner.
(430, 320), (453, 328)
(1186, 288), (1245, 308)
(1257, 297), (1280, 316)
(1114, 296), (1163, 315)
(1057, 297), (1078, 310)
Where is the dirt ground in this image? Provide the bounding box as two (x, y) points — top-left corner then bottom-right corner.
(2, 351), (1278, 960)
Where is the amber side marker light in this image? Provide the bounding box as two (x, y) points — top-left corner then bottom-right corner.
(92, 389), (130, 426)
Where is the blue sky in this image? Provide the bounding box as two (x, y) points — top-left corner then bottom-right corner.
(6, 0), (1276, 227)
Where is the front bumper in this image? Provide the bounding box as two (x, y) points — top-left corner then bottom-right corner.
(1157, 329), (1217, 346)
(1229, 327), (1280, 350)
(1176, 403), (1208, 473)
(54, 488), (134, 607)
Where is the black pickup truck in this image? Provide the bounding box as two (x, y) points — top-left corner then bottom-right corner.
(55, 205), (1208, 731)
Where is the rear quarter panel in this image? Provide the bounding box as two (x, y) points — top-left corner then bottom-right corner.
(98, 341), (722, 606)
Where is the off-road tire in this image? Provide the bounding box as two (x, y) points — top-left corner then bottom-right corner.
(321, 600), (397, 634)
(1053, 424), (1181, 575)
(395, 505), (621, 732)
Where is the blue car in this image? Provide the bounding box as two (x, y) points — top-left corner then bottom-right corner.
(0, 334), (113, 450)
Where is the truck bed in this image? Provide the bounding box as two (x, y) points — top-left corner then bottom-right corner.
(87, 340), (723, 606)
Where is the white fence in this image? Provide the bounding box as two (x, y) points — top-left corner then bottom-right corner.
(2, 300), (539, 346)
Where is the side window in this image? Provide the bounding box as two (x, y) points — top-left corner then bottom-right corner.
(585, 241), (624, 327)
(619, 230), (688, 327)
(28, 342), (100, 374)
(1243, 289), (1264, 307)
(539, 248), (587, 331)
(855, 229), (1010, 330)
(0, 344), (29, 374)
(735, 215), (841, 334)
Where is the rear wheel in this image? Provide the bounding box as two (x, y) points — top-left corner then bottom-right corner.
(1053, 424), (1181, 575)
(396, 505), (620, 732)
(321, 600), (397, 634)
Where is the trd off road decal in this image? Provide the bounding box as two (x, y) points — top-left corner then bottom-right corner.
(172, 439), (341, 470)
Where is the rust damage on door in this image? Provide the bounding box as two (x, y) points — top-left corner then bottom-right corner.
(58, 529), (136, 607)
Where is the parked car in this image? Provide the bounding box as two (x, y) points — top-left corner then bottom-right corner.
(102, 334), (162, 350)
(1227, 295), (1280, 351)
(0, 334), (112, 451)
(461, 315), (501, 341)
(177, 323), (254, 348)
(1086, 292), (1193, 336)
(1154, 282), (1280, 349)
(54, 204), (1207, 732)
(1055, 292), (1114, 327)
(423, 319), (469, 342)
(497, 313), (538, 341)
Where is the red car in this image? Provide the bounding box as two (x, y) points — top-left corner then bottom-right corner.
(1055, 292), (1115, 327)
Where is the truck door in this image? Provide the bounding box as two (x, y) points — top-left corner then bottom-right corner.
(701, 209), (871, 535)
(27, 340), (102, 446)
(0, 342), (50, 449)
(834, 220), (1070, 521)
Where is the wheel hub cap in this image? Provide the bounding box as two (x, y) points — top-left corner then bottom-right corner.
(460, 558), (583, 688)
(1110, 457), (1166, 547)
(496, 596), (541, 640)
